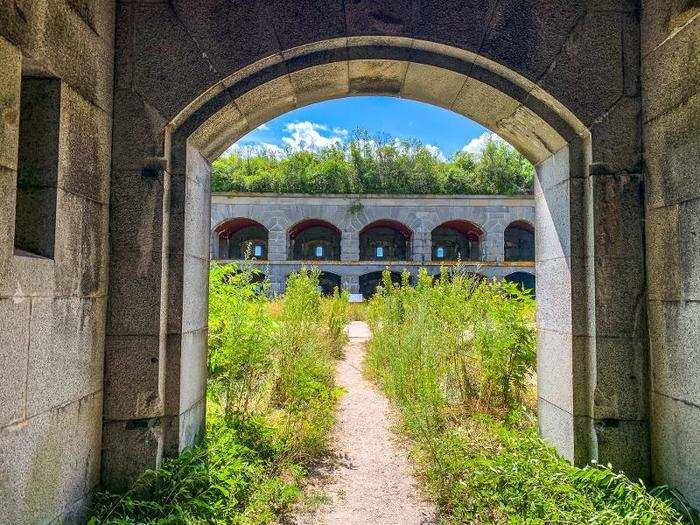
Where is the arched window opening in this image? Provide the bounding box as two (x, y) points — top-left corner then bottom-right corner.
(505, 271), (536, 296)
(215, 218), (269, 260)
(359, 271), (413, 299)
(359, 220), (412, 261)
(431, 220), (483, 261)
(318, 272), (342, 296)
(289, 219), (341, 261)
(504, 221), (535, 262)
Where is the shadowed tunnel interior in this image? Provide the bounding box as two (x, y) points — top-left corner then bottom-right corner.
(289, 219), (342, 260)
(431, 220), (483, 261)
(216, 218), (269, 260)
(359, 220), (412, 261)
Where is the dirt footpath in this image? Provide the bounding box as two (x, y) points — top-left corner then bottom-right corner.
(290, 321), (436, 525)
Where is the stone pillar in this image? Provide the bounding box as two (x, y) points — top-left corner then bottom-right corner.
(483, 229), (504, 262)
(341, 229), (359, 261)
(411, 228), (431, 262)
(587, 165), (649, 482)
(267, 228), (286, 261)
(342, 273), (360, 294)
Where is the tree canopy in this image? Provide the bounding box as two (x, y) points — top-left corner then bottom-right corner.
(211, 134), (534, 195)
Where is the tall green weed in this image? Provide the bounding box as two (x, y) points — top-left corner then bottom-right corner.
(89, 264), (348, 524)
(365, 269), (688, 524)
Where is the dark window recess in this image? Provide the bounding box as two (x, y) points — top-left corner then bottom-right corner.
(14, 77), (61, 258)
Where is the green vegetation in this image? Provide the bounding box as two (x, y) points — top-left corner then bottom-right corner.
(212, 134), (534, 195)
(89, 265), (348, 524)
(365, 269), (688, 524)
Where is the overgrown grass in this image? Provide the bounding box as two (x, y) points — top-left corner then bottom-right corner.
(365, 268), (690, 524)
(89, 265), (348, 524)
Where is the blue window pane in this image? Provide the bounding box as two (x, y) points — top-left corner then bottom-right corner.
(376, 246), (384, 258)
(315, 246), (323, 257)
(436, 247), (444, 258)
(254, 245), (262, 257)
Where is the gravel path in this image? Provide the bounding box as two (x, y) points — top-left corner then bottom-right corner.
(290, 321), (436, 525)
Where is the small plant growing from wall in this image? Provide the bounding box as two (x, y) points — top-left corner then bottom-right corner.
(348, 200), (363, 216)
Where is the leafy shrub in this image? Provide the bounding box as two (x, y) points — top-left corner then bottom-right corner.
(89, 265), (348, 524)
(365, 269), (688, 524)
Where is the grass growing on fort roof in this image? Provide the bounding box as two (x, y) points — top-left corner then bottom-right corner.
(88, 265), (348, 524)
(365, 269), (689, 524)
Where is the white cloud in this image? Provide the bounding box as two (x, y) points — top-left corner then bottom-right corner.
(225, 142), (286, 159)
(281, 121), (347, 152)
(424, 144), (447, 162)
(462, 131), (507, 157)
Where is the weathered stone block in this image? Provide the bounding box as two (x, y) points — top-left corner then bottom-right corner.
(648, 300), (700, 407)
(349, 59), (409, 95)
(101, 417), (162, 491)
(266, 0), (345, 51)
(480, 0), (584, 82)
(233, 75), (297, 130)
(644, 91), (699, 210)
(401, 62), (465, 110)
(642, 14), (699, 123)
(641, 0), (698, 57)
(414, 0), (495, 52)
(102, 335), (160, 420)
(26, 297), (106, 418)
(130, 2), (218, 120)
(0, 391), (102, 524)
(53, 190), (109, 297)
(0, 35), (20, 172)
(111, 89), (167, 171)
(106, 247), (162, 337)
(183, 180), (211, 262)
(539, 11), (631, 126)
(0, 298), (30, 426)
(345, 0), (419, 36)
(589, 96), (642, 174)
(182, 254), (209, 334)
(179, 398), (205, 452)
(535, 176), (586, 261)
(451, 77), (520, 132)
(290, 62), (350, 109)
(40, 1), (114, 112)
(171, 0), (280, 89)
(650, 391), (700, 509)
(646, 199), (700, 302)
(592, 336), (649, 421)
(109, 169), (164, 255)
(595, 418), (650, 482)
(495, 104), (565, 164)
(58, 84), (111, 204)
(66, 0), (116, 43)
(593, 255), (647, 339)
(178, 329), (207, 416)
(0, 166), (16, 266)
(536, 256), (580, 335)
(590, 171), (645, 260)
(538, 397), (575, 461)
(537, 328), (574, 414)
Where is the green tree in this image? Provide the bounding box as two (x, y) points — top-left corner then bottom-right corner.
(210, 132), (535, 196)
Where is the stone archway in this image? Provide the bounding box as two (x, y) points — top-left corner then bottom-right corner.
(106, 20), (649, 492)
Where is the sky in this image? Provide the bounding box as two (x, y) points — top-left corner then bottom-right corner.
(225, 96), (504, 160)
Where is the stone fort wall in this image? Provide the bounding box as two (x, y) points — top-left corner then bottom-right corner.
(211, 193), (536, 294)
